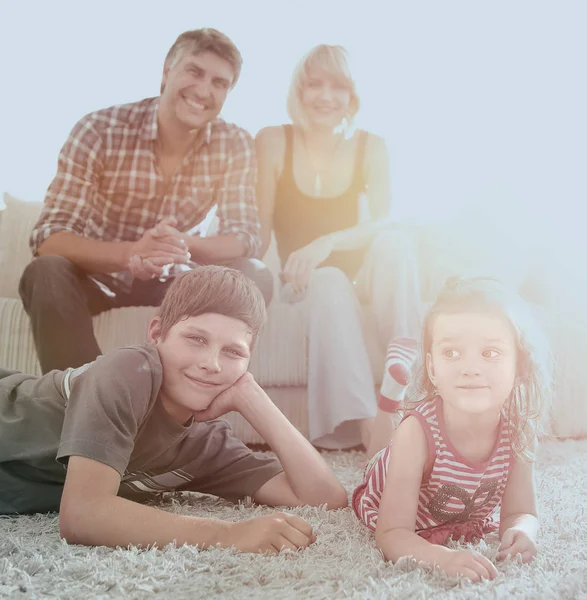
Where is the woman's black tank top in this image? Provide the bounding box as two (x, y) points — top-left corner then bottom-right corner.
(272, 124), (369, 279)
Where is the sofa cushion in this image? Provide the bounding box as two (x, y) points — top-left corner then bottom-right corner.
(0, 193), (43, 299)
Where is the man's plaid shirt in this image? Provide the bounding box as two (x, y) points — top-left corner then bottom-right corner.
(30, 97), (261, 286)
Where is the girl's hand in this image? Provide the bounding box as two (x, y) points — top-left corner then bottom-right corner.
(497, 528), (537, 563)
(439, 549), (498, 582)
(280, 236), (335, 294)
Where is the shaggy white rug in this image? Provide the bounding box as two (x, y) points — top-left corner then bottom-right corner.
(1, 440), (586, 600)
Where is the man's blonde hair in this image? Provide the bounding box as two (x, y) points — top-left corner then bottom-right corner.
(157, 266), (266, 349)
(161, 28), (243, 93)
(286, 44), (360, 131)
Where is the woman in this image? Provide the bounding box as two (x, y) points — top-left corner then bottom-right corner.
(255, 45), (421, 452)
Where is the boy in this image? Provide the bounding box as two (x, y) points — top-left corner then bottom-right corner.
(0, 266), (347, 554)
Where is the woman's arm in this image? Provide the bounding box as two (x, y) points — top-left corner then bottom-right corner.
(254, 126), (285, 258)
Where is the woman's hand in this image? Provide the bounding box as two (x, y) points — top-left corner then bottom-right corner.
(280, 236), (335, 294)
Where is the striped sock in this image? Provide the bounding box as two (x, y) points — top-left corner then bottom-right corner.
(378, 337), (419, 413)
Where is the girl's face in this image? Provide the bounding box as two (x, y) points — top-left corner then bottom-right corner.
(300, 68), (352, 130)
(426, 311), (517, 417)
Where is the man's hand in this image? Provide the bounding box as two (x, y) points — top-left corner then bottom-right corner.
(192, 372), (259, 422)
(280, 236), (335, 294)
(221, 512), (315, 554)
(438, 549), (499, 582)
(128, 218), (190, 280)
(497, 528), (537, 563)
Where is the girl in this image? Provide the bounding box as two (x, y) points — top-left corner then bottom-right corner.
(255, 44), (421, 450)
(353, 277), (552, 582)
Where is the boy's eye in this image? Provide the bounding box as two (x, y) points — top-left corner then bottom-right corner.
(224, 348), (241, 357)
(188, 335), (206, 344)
(483, 349), (501, 359)
(443, 348), (461, 358)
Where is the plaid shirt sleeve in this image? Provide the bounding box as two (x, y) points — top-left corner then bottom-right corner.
(30, 116), (103, 255)
(214, 128), (261, 258)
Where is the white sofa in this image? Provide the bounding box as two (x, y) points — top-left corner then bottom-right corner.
(1, 192), (586, 441)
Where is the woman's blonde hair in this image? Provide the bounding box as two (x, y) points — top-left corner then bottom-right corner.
(406, 277), (553, 461)
(286, 44), (360, 132)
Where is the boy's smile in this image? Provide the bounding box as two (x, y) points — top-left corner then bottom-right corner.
(148, 312), (253, 424)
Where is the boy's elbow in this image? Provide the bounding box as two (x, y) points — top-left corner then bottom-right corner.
(329, 488), (349, 510)
(319, 484), (348, 510)
(59, 506), (85, 544)
(59, 497), (96, 545)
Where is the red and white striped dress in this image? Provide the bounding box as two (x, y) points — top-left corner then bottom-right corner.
(353, 396), (512, 545)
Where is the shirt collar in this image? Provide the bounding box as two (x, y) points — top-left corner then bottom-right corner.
(142, 96), (213, 146)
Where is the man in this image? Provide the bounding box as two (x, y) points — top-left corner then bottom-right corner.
(19, 28), (273, 374)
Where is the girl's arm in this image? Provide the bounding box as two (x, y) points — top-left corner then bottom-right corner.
(375, 416), (452, 564)
(497, 440), (539, 562)
(254, 126), (284, 258)
(375, 416), (498, 581)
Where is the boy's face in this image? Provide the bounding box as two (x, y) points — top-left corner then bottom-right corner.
(149, 312), (253, 424)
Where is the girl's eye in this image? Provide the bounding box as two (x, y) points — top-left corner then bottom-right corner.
(483, 349), (501, 359)
(443, 349), (460, 358)
(306, 79), (321, 88)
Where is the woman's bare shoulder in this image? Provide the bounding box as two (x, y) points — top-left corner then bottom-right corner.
(361, 130), (388, 155)
(256, 125), (287, 170)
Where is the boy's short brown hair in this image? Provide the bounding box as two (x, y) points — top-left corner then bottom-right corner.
(157, 266), (266, 348)
(164, 28), (243, 88)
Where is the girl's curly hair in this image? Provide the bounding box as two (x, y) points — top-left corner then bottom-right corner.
(406, 276), (553, 460)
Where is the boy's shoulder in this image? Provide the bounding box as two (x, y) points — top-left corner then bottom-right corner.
(64, 341), (162, 404)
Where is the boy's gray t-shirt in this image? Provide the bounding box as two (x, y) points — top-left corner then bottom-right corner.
(1, 342), (283, 502)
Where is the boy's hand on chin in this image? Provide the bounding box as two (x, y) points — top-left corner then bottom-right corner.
(192, 372), (259, 422)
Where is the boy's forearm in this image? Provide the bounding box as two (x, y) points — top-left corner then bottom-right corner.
(376, 528), (453, 566)
(239, 387), (347, 508)
(60, 494), (229, 549)
(499, 513), (539, 540)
